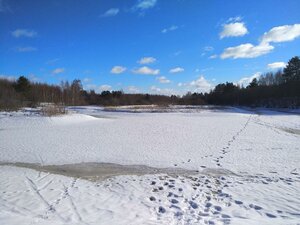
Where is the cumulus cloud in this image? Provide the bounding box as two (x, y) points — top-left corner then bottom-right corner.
(12, 29), (37, 38)
(101, 8), (119, 17)
(220, 22), (248, 39)
(138, 57), (156, 64)
(156, 76), (170, 84)
(177, 76), (213, 93)
(52, 68), (65, 74)
(261, 24), (300, 44)
(99, 84), (112, 92)
(150, 86), (176, 95)
(238, 72), (261, 87)
(84, 84), (97, 90)
(28, 74), (40, 82)
(132, 66), (159, 75)
(221, 23), (300, 60)
(227, 16), (243, 23)
(267, 62), (287, 69)
(15, 46), (37, 52)
(161, 25), (178, 34)
(189, 76), (214, 93)
(127, 86), (140, 93)
(111, 66), (127, 74)
(0, 74), (17, 81)
(169, 67), (184, 73)
(83, 78), (92, 83)
(220, 43), (274, 59)
(134, 0), (157, 11)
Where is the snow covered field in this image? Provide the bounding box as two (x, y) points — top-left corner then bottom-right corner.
(0, 106), (299, 224)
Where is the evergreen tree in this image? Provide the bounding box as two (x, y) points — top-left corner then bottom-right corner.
(247, 78), (258, 88)
(283, 56), (300, 82)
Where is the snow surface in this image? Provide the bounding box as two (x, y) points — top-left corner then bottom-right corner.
(0, 106), (300, 224)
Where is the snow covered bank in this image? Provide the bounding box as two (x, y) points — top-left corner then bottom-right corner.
(0, 106), (299, 224)
(0, 166), (299, 225)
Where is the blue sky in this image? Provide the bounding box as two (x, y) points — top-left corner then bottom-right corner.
(1, 0), (300, 95)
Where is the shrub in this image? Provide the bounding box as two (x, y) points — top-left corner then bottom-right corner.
(41, 104), (67, 116)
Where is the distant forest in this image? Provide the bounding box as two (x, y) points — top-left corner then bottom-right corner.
(1, 56), (300, 111)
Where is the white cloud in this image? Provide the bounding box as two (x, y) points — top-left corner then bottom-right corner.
(84, 84), (97, 90)
(238, 72), (261, 87)
(169, 67), (184, 73)
(102, 8), (119, 17)
(150, 86), (176, 95)
(28, 74), (40, 82)
(138, 57), (156, 64)
(83, 78), (92, 83)
(134, 0), (157, 10)
(227, 16), (242, 23)
(267, 62), (286, 69)
(111, 66), (127, 74)
(261, 24), (300, 44)
(209, 54), (218, 59)
(220, 22), (248, 39)
(161, 25), (178, 34)
(0, 74), (17, 81)
(177, 76), (213, 93)
(12, 29), (37, 38)
(52, 68), (65, 74)
(99, 84), (112, 92)
(220, 23), (300, 60)
(189, 76), (213, 93)
(132, 66), (159, 75)
(221, 43), (274, 59)
(156, 76), (170, 84)
(127, 86), (140, 93)
(15, 46), (37, 52)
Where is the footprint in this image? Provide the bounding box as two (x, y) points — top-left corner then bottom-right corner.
(266, 213), (276, 218)
(152, 188), (159, 192)
(214, 206), (222, 211)
(158, 206), (166, 214)
(199, 212), (209, 217)
(149, 196), (156, 201)
(171, 199), (179, 204)
(205, 202), (212, 208)
(235, 200), (243, 205)
(221, 214), (231, 218)
(249, 204), (262, 210)
(189, 201), (198, 209)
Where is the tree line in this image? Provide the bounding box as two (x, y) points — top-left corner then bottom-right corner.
(203, 56), (300, 107)
(0, 56), (299, 111)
